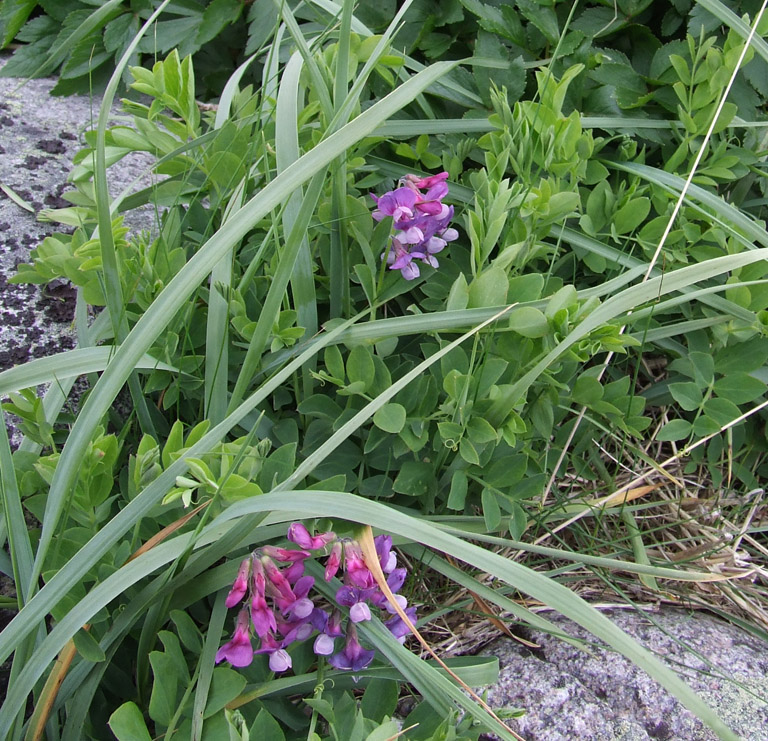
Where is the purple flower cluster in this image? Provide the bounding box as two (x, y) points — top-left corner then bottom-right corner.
(371, 172), (458, 280)
(215, 524), (416, 674)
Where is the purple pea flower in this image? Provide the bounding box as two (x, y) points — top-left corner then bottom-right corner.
(255, 633), (292, 673)
(336, 586), (374, 622)
(278, 574), (315, 619)
(385, 606), (418, 643)
(388, 239), (420, 281)
(215, 609), (254, 667)
(371, 187), (417, 225)
(328, 623), (375, 673)
(373, 172), (457, 281)
(314, 632), (336, 655)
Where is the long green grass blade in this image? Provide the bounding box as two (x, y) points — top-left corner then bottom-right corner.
(0, 348), (177, 396)
(275, 51), (318, 397)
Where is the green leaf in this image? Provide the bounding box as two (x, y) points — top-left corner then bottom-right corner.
(373, 403), (407, 434)
(668, 382), (703, 411)
(108, 702), (152, 741)
(481, 489), (501, 531)
(656, 419), (692, 442)
(613, 197), (650, 234)
(468, 267), (509, 308)
(361, 678), (399, 723)
(392, 461), (435, 497)
(170, 610), (203, 654)
(713, 373), (766, 405)
(466, 417), (497, 444)
(446, 273), (469, 311)
(689, 351), (715, 388)
(516, 0), (559, 43)
(702, 398), (741, 427)
(459, 437), (481, 465)
(196, 0), (242, 46)
(149, 651), (179, 726)
(0, 0), (37, 47)
(249, 709), (285, 741)
(447, 471), (468, 510)
(204, 667), (247, 719)
(347, 346), (376, 393)
(509, 502), (528, 540)
(714, 340), (768, 374)
(72, 628), (106, 663)
(572, 375), (603, 405)
(508, 307), (548, 338)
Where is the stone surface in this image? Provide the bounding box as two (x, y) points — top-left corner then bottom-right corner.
(0, 55), (155, 444)
(479, 607), (768, 741)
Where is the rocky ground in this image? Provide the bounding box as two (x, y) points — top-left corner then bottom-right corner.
(480, 607), (768, 740)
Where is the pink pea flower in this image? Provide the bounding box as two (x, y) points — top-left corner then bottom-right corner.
(251, 592), (277, 638)
(412, 171), (449, 189)
(261, 544), (312, 563)
(225, 558), (251, 608)
(325, 541), (343, 581)
(343, 541), (375, 589)
(287, 523), (336, 551)
(262, 556), (295, 602)
(215, 609), (254, 667)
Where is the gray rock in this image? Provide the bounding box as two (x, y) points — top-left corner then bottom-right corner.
(0, 55), (155, 444)
(479, 608), (768, 741)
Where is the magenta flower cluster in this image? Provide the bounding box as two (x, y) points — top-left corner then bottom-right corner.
(215, 524), (416, 674)
(371, 172), (458, 280)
